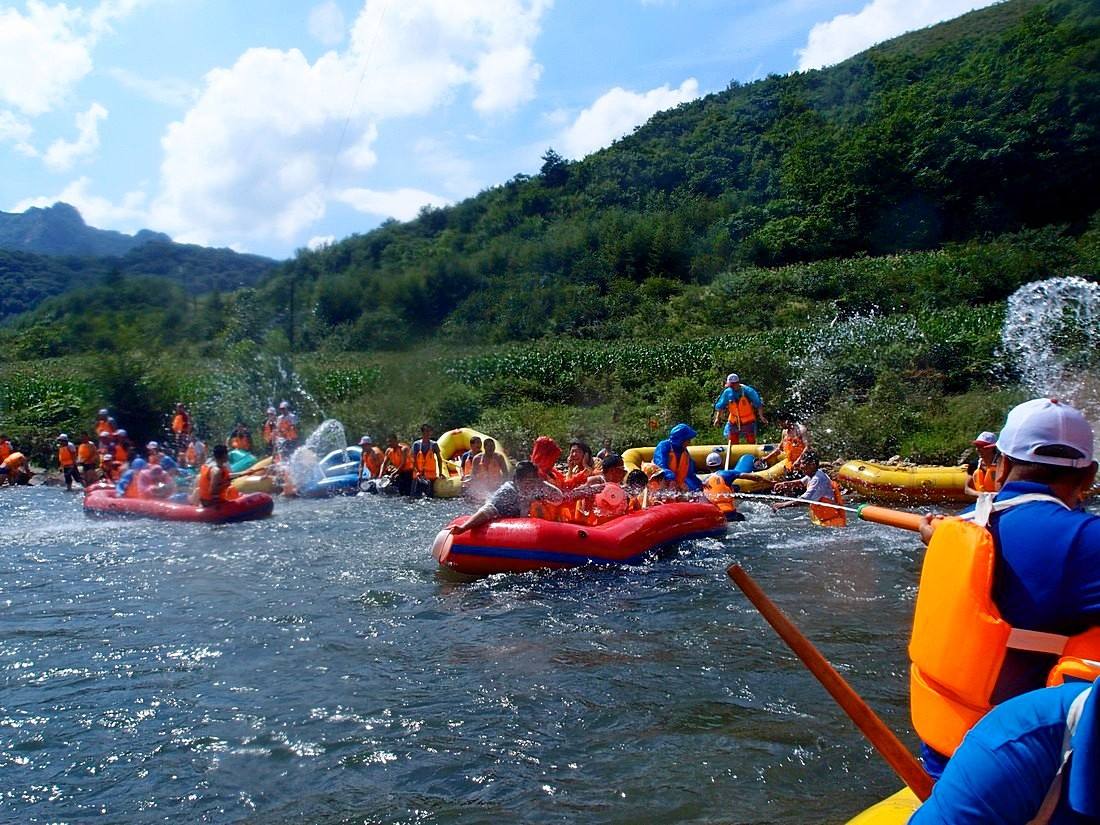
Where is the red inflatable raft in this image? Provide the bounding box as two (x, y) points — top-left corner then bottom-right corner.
(432, 501), (727, 576)
(83, 485), (274, 524)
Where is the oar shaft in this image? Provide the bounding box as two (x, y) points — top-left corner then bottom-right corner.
(727, 564), (934, 801)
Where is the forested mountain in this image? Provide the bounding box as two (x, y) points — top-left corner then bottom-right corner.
(0, 202), (169, 257)
(0, 205), (278, 320)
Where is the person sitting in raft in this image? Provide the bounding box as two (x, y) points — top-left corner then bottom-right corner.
(0, 449), (31, 485)
(76, 432), (99, 485)
(712, 373), (767, 445)
(530, 436), (567, 486)
(565, 440), (595, 482)
(357, 436), (384, 481)
(195, 445), (240, 508)
(623, 469), (651, 511)
(451, 461), (602, 533)
(762, 413), (810, 467)
(145, 441), (164, 468)
(381, 434), (415, 496)
(410, 424), (444, 497)
(56, 434), (80, 491)
(116, 458), (148, 498)
(459, 436), (483, 480)
(261, 407), (277, 455)
(652, 424), (703, 494)
(965, 429), (1001, 497)
(913, 398), (1100, 781)
(113, 429), (132, 464)
(137, 464), (173, 499)
(228, 423), (253, 453)
(768, 451), (847, 526)
(568, 453), (629, 524)
(910, 675), (1100, 825)
(701, 452), (745, 521)
(183, 435), (206, 469)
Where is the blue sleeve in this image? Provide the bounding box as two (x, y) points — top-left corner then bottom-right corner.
(683, 455), (702, 491)
(744, 385), (762, 407)
(653, 440), (674, 479)
(713, 388), (732, 412)
(909, 685), (1079, 825)
(1066, 516), (1100, 616)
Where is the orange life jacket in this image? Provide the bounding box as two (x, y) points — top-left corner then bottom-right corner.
(198, 461), (237, 506)
(725, 389), (756, 427)
(908, 494), (1100, 757)
(971, 463), (998, 493)
(113, 444), (129, 463)
(386, 444), (414, 473)
(665, 448), (691, 490)
(1, 451), (26, 471)
(781, 430), (806, 464)
(361, 447), (384, 478)
(809, 480), (847, 527)
(77, 442), (97, 464)
(171, 413), (191, 435)
(95, 418), (114, 436)
(412, 441), (439, 480)
(472, 454), (505, 485)
(703, 474), (738, 516)
(0, 440), (12, 462)
(58, 445), (77, 468)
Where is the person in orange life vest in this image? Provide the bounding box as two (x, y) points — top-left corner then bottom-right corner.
(468, 437), (508, 499)
(56, 434), (81, 490)
(701, 451), (746, 522)
(763, 414), (810, 467)
(565, 440), (595, 481)
(145, 440), (164, 467)
(136, 464), (172, 499)
(115, 458), (148, 498)
(76, 432), (99, 485)
(0, 433), (12, 463)
(623, 469), (649, 511)
(769, 451), (847, 526)
(357, 436), (385, 483)
(113, 429), (132, 464)
(94, 409), (114, 437)
(653, 423), (703, 493)
(712, 373), (767, 445)
(0, 447), (31, 485)
(459, 436), (482, 479)
(195, 445), (240, 507)
(570, 453), (628, 524)
(530, 436), (566, 486)
(452, 461), (604, 532)
(261, 407), (277, 454)
(228, 422), (253, 452)
(965, 430), (1001, 497)
(274, 401), (299, 458)
(914, 398), (1100, 780)
(910, 675), (1100, 825)
(170, 403), (191, 455)
(381, 434), (415, 496)
(410, 424), (444, 497)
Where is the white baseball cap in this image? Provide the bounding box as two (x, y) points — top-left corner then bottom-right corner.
(726, 373), (740, 385)
(146, 441), (159, 450)
(359, 436), (373, 445)
(705, 451), (723, 467)
(58, 433), (69, 441)
(996, 398), (1095, 468)
(972, 431), (998, 447)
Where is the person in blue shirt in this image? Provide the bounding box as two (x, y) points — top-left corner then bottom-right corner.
(911, 677), (1099, 825)
(917, 398), (1100, 779)
(652, 423), (702, 492)
(712, 373), (766, 444)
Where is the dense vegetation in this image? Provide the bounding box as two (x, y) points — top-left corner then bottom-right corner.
(2, 0), (1098, 468)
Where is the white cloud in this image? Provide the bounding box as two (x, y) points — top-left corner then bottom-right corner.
(43, 102), (108, 171)
(12, 176), (148, 232)
(334, 186), (450, 221)
(797, 0), (1000, 71)
(106, 67), (196, 108)
(0, 109), (37, 156)
(148, 0), (550, 249)
(309, 1), (346, 46)
(0, 0), (146, 116)
(307, 235), (336, 250)
(558, 78), (699, 159)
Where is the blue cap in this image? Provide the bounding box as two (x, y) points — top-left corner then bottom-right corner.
(159, 456), (178, 471)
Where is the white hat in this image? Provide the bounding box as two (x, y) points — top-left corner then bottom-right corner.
(146, 441), (159, 450)
(996, 398), (1094, 468)
(267, 406), (276, 414)
(279, 401), (290, 409)
(359, 436), (373, 445)
(58, 433), (69, 441)
(726, 373), (740, 385)
(115, 428), (127, 437)
(705, 451), (723, 467)
(972, 431), (998, 447)
(98, 408), (109, 416)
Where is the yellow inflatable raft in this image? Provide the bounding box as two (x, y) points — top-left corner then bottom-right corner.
(845, 788), (919, 824)
(620, 443), (790, 492)
(433, 428), (511, 499)
(231, 456), (277, 494)
(837, 461), (969, 504)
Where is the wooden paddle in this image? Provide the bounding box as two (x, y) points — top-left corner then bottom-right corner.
(727, 564), (933, 801)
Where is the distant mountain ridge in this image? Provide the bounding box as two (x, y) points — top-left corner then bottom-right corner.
(0, 202), (172, 257)
(0, 203), (279, 320)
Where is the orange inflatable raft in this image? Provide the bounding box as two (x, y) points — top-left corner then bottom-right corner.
(432, 501), (727, 576)
(83, 484), (274, 524)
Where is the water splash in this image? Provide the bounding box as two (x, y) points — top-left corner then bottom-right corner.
(1002, 277), (1100, 442)
(285, 419), (347, 490)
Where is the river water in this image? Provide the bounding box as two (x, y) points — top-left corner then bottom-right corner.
(1, 488), (921, 824)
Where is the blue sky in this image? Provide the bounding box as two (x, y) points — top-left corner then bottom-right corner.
(1, 0), (997, 259)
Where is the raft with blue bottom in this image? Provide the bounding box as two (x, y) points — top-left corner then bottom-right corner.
(432, 501), (727, 576)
